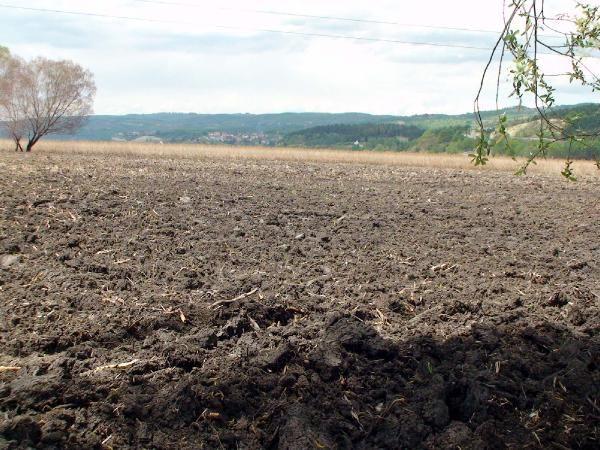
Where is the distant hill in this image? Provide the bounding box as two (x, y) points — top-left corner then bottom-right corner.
(22, 103), (599, 159)
(50, 112), (402, 142)
(549, 103), (600, 135)
(403, 106), (537, 130)
(46, 106), (543, 143)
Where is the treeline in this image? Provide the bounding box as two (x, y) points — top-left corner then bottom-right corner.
(492, 137), (600, 160)
(413, 125), (600, 160)
(410, 126), (473, 153)
(551, 103), (600, 135)
(494, 104), (600, 159)
(284, 123), (424, 150)
(283, 123), (474, 153)
(283, 120), (599, 160)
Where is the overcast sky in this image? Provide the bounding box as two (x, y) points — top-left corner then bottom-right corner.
(0, 0), (597, 115)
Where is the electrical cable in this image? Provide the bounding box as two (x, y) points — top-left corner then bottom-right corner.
(132, 0), (503, 35)
(0, 3), (495, 51)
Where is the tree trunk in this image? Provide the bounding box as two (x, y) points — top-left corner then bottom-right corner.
(14, 139), (23, 152)
(25, 135), (42, 152)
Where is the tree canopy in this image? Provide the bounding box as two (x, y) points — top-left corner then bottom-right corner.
(0, 49), (96, 152)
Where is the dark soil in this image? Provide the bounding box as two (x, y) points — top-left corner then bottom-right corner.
(0, 152), (599, 449)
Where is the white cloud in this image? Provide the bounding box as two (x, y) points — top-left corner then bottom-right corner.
(0, 0), (596, 115)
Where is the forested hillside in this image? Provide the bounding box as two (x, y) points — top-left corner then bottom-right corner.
(49, 112), (401, 142)
(23, 104), (600, 160)
(45, 107), (538, 143)
(283, 123), (423, 150)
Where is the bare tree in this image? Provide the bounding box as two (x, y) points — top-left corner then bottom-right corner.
(0, 52), (28, 151)
(0, 53), (96, 152)
(0, 45), (8, 65)
(474, 1), (600, 179)
(0, 46), (11, 114)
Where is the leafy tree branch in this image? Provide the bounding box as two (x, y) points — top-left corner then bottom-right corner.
(474, 0), (600, 179)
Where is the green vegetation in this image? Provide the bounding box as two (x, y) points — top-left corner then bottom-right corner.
(282, 104), (600, 159)
(283, 123), (423, 150)
(49, 112), (401, 142)
(473, 1), (600, 176)
(410, 126), (473, 154)
(491, 136), (600, 160)
(403, 106), (536, 130)
(20, 103), (599, 161)
(45, 108), (538, 143)
(552, 104), (600, 136)
(489, 104), (600, 160)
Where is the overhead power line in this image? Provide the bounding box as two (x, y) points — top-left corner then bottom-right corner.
(132, 0), (502, 35)
(0, 3), (495, 51)
(133, 0), (565, 41)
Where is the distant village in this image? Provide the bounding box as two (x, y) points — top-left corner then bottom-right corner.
(202, 131), (277, 146)
(111, 130), (280, 146)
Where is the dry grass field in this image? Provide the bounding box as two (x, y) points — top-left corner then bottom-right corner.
(2, 139), (599, 178)
(0, 144), (599, 449)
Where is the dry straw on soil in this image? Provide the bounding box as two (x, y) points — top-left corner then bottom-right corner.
(1, 139), (599, 178)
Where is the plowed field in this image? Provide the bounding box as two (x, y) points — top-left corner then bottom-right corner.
(1, 152), (599, 449)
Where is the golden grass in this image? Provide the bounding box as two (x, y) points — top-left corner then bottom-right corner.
(1, 139), (599, 178)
